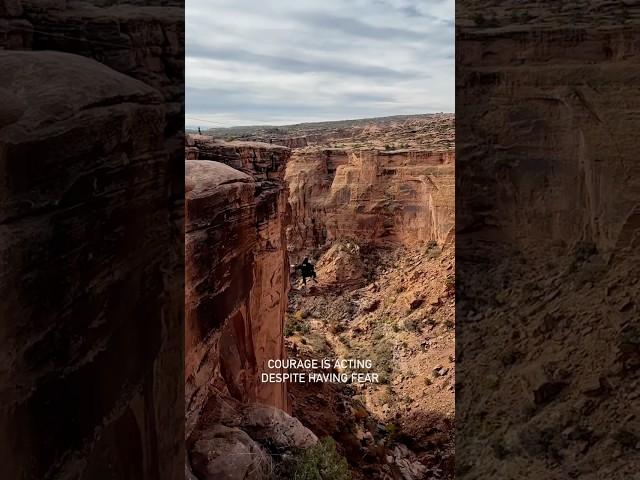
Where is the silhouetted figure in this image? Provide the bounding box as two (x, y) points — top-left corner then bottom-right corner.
(296, 257), (317, 286)
(198, 127), (202, 135)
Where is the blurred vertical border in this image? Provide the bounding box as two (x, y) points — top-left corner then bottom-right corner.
(457, 1), (640, 478)
(0, 1), (184, 479)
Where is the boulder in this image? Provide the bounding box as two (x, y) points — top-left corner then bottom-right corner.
(191, 425), (271, 480)
(240, 404), (318, 451)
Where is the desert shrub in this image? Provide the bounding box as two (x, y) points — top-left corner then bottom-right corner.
(284, 318), (297, 337)
(373, 340), (393, 375)
(445, 273), (455, 289)
(307, 333), (330, 355)
(284, 316), (311, 337)
(404, 318), (423, 333)
(384, 423), (400, 442)
(278, 437), (351, 480)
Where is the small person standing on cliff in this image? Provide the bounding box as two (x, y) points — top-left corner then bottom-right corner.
(297, 257), (317, 286)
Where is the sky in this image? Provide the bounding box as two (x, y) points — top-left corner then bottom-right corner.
(186, 0), (454, 127)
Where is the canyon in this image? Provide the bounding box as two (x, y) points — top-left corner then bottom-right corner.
(457, 2), (640, 479)
(185, 115), (455, 479)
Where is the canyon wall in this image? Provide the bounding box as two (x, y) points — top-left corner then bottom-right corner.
(185, 138), (291, 435)
(1, 0), (184, 165)
(0, 50), (183, 480)
(286, 148), (455, 260)
(185, 137), (322, 479)
(457, 24), (640, 254)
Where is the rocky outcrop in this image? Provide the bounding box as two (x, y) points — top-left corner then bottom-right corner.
(285, 148), (455, 261)
(186, 135), (290, 179)
(189, 402), (317, 480)
(185, 154), (290, 433)
(2, 0), (184, 165)
(0, 50), (182, 480)
(185, 139), (323, 479)
(185, 138), (294, 426)
(271, 136), (308, 148)
(190, 425), (271, 480)
(315, 240), (365, 287)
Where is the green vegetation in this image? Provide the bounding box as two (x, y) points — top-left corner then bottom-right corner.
(384, 422), (400, 442)
(284, 313), (311, 337)
(373, 339), (393, 377)
(277, 437), (351, 480)
(425, 240), (441, 259)
(445, 273), (455, 289)
(404, 317), (423, 333)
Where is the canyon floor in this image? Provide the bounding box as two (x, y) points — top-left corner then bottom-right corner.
(286, 241), (455, 479)
(186, 114), (455, 480)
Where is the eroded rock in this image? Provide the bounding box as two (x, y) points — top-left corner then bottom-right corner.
(190, 425), (271, 480)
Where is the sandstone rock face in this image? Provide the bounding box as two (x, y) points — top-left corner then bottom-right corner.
(457, 21), (640, 254)
(285, 148), (455, 261)
(0, 50), (182, 480)
(185, 140), (325, 479)
(315, 240), (365, 287)
(187, 135), (290, 180)
(2, 0), (184, 165)
(185, 140), (291, 436)
(271, 136), (308, 148)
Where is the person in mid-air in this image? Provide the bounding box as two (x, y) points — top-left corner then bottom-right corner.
(296, 257), (317, 286)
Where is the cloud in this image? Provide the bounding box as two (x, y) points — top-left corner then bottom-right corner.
(186, 0), (454, 126)
(187, 44), (422, 79)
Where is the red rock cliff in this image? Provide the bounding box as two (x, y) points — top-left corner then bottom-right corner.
(185, 139), (292, 436)
(285, 148), (455, 260)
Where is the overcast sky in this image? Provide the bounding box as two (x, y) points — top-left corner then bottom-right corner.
(186, 0), (454, 127)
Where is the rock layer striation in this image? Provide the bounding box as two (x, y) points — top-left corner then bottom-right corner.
(286, 148), (455, 261)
